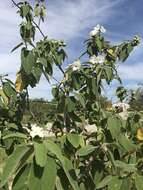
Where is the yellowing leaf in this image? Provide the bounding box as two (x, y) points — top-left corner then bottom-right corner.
(107, 49), (116, 59)
(15, 72), (27, 92)
(136, 128), (143, 141)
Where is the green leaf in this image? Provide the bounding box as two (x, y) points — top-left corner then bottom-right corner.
(108, 176), (122, 190)
(72, 73), (81, 90)
(7, 123), (18, 130)
(66, 97), (76, 112)
(119, 44), (129, 62)
(118, 134), (136, 152)
(114, 160), (136, 172)
(28, 156), (57, 190)
(45, 140), (63, 161)
(116, 86), (127, 101)
(12, 164), (30, 190)
(127, 44), (133, 54)
(62, 157), (80, 190)
(74, 93), (85, 108)
(95, 36), (102, 51)
(96, 175), (112, 189)
(107, 116), (122, 139)
(37, 57), (47, 67)
(34, 4), (40, 17)
(76, 145), (96, 156)
(56, 49), (67, 65)
(21, 49), (35, 75)
(105, 67), (113, 83)
(120, 178), (131, 190)
(92, 78), (98, 95)
(2, 132), (27, 140)
(52, 86), (59, 98)
(135, 174), (143, 190)
(32, 65), (42, 83)
(67, 134), (84, 148)
(3, 82), (16, 98)
(34, 142), (47, 167)
(0, 145), (31, 187)
(22, 4), (30, 17)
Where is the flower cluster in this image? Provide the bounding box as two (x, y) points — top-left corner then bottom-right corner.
(112, 102), (130, 112)
(89, 55), (105, 64)
(70, 60), (81, 71)
(24, 123), (54, 138)
(90, 24), (106, 37)
(51, 39), (66, 46)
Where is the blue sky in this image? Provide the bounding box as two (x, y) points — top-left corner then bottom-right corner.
(0, 0), (143, 100)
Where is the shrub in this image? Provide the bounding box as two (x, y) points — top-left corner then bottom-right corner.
(0, 1), (142, 190)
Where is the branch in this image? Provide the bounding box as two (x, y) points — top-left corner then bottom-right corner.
(11, 0), (20, 9)
(11, 0), (46, 38)
(32, 20), (45, 38)
(58, 65), (65, 76)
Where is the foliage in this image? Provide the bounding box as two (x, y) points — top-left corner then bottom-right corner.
(0, 1), (142, 190)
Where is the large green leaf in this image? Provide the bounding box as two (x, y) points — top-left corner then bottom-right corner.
(105, 67), (113, 83)
(21, 49), (35, 75)
(2, 132), (27, 140)
(61, 157), (80, 190)
(67, 134), (84, 148)
(34, 142), (47, 167)
(45, 140), (63, 161)
(32, 66), (42, 83)
(114, 160), (136, 173)
(108, 176), (122, 190)
(28, 156), (57, 190)
(107, 116), (122, 139)
(96, 175), (112, 189)
(135, 174), (143, 190)
(0, 145), (31, 187)
(12, 164), (30, 190)
(76, 145), (96, 157)
(118, 134), (136, 152)
(120, 178), (131, 190)
(66, 97), (76, 112)
(45, 140), (79, 190)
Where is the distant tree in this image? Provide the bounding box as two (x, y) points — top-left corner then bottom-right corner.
(22, 98), (57, 124)
(129, 86), (143, 111)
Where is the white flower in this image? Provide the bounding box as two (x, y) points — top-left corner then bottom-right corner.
(30, 124), (45, 138)
(113, 102), (130, 112)
(45, 122), (53, 129)
(90, 24), (106, 37)
(72, 60), (81, 71)
(99, 25), (106, 33)
(85, 124), (97, 133)
(24, 123), (56, 138)
(89, 55), (105, 64)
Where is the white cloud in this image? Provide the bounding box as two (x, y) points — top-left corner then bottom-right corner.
(119, 62), (143, 80)
(43, 0), (122, 41)
(0, 53), (20, 75)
